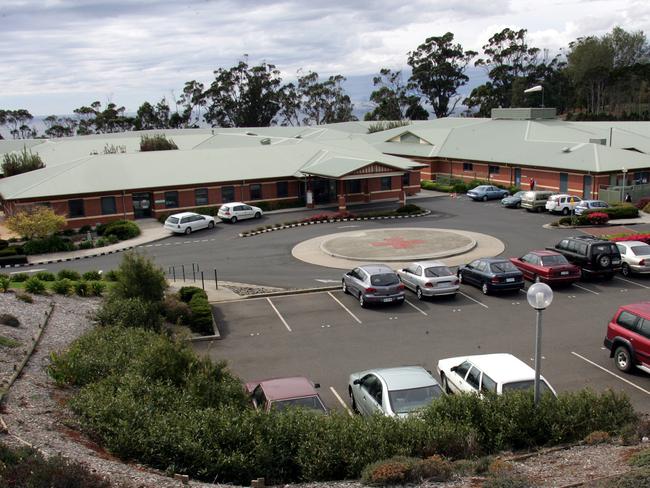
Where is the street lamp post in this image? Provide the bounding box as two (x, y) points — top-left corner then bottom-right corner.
(526, 282), (554, 406)
(621, 167), (628, 202)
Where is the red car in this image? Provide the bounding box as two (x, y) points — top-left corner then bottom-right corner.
(510, 250), (581, 285)
(245, 376), (327, 413)
(604, 302), (650, 374)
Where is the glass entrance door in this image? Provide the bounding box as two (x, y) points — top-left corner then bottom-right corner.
(132, 192), (153, 218)
(514, 168), (521, 187)
(312, 178), (336, 204)
(583, 175), (592, 199)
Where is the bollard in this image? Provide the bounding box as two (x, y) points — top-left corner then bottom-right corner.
(172, 267), (176, 282)
(193, 264), (196, 282)
(182, 264), (185, 282)
(201, 271), (205, 290)
(214, 269), (218, 290)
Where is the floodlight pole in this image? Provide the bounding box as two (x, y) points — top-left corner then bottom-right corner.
(534, 307), (544, 406)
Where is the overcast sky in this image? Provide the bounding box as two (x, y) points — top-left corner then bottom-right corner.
(1, 0), (649, 116)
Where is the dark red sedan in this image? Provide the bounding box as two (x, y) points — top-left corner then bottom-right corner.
(510, 250), (581, 285)
(245, 376), (327, 413)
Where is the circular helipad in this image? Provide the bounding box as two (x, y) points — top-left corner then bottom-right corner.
(292, 227), (504, 270)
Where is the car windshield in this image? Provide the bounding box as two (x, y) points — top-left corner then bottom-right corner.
(541, 255), (569, 266)
(424, 266), (453, 277)
(271, 396), (326, 413)
(630, 245), (650, 256)
(166, 217), (179, 224)
(502, 380), (554, 396)
(388, 385), (443, 414)
(371, 273), (400, 286)
(490, 262), (518, 273)
(592, 244), (618, 254)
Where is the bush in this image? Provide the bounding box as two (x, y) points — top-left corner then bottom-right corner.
(586, 204), (639, 220)
(361, 456), (415, 485)
(411, 455), (453, 482)
(188, 294), (214, 335)
(77, 240), (94, 250)
(74, 280), (90, 297)
(0, 239), (7, 250)
(78, 224), (92, 234)
(610, 233), (650, 244)
(0, 275), (10, 292)
(106, 234), (119, 244)
(16, 292), (33, 303)
(35, 271), (56, 281)
(89, 281), (106, 296)
(584, 430), (611, 445)
(22, 235), (73, 255)
(111, 252), (167, 303)
(586, 212), (610, 225)
(102, 220), (140, 241)
(0, 246), (17, 256)
(95, 237), (109, 247)
(82, 270), (102, 281)
(635, 197), (650, 210)
(0, 313), (20, 327)
(11, 272), (31, 282)
(57, 269), (81, 281)
(178, 286), (208, 303)
(140, 133), (178, 151)
(162, 295), (192, 325)
(24, 277), (46, 294)
(103, 269), (120, 281)
(395, 204), (423, 214)
(95, 297), (162, 331)
(51, 279), (72, 295)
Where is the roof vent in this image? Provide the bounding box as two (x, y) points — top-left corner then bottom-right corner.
(260, 138), (271, 145)
(246, 131), (257, 136)
(589, 138), (606, 145)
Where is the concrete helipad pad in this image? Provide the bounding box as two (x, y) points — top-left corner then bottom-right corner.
(292, 227), (504, 270)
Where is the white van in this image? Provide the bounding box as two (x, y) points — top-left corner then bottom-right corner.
(217, 202), (263, 223)
(545, 194), (582, 215)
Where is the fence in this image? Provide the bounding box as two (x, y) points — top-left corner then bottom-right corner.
(598, 183), (650, 204)
(166, 263), (219, 290)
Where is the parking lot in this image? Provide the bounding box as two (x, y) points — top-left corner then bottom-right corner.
(195, 273), (650, 414)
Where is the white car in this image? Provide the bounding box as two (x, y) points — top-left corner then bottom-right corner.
(545, 194), (582, 215)
(217, 202), (263, 223)
(348, 366), (444, 418)
(437, 353), (557, 398)
(164, 212), (215, 235)
(615, 240), (650, 277)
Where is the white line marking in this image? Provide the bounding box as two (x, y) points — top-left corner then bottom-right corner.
(327, 291), (362, 324)
(571, 351), (650, 396)
(405, 299), (428, 316)
(266, 298), (292, 332)
(572, 283), (599, 295)
(329, 386), (353, 416)
(458, 291), (489, 309)
(615, 276), (650, 290)
(10, 268), (46, 274)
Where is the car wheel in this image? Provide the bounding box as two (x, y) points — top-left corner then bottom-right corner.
(184, 227), (192, 235)
(359, 293), (366, 308)
(208, 221), (215, 229)
(416, 287), (423, 300)
(231, 216), (238, 224)
(562, 207), (570, 216)
(621, 263), (631, 277)
(614, 345), (633, 372)
(254, 212), (261, 219)
(516, 202), (521, 208)
(482, 282), (489, 295)
(342, 280), (348, 294)
(482, 195), (488, 202)
(440, 373), (451, 394)
(596, 254), (611, 269)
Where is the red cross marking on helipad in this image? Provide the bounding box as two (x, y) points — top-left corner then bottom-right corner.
(370, 236), (426, 249)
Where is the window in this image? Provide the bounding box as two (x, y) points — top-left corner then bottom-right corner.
(466, 367), (481, 390)
(454, 361), (471, 379)
(463, 162), (473, 171)
(250, 183), (262, 200)
(276, 181), (288, 198)
(638, 319), (650, 339)
(68, 199), (85, 218)
(617, 311), (639, 331)
(222, 186), (235, 203)
(101, 196), (116, 215)
(402, 172), (410, 187)
(380, 176), (392, 191)
(481, 374), (497, 394)
(415, 266), (422, 276)
(361, 375), (382, 405)
(346, 180), (361, 193)
(489, 165), (500, 174)
(195, 188), (208, 206)
(164, 191), (178, 208)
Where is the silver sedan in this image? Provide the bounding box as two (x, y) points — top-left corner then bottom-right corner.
(615, 240), (650, 276)
(397, 261), (460, 300)
(348, 366), (444, 418)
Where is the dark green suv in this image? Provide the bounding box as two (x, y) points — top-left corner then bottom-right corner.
(549, 236), (621, 279)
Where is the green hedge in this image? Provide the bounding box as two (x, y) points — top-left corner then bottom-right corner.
(22, 235), (73, 255)
(101, 220), (140, 240)
(585, 204), (639, 220)
(188, 294), (214, 335)
(95, 297), (162, 331)
(178, 285), (208, 303)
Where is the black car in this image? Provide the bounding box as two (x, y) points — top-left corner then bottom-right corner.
(458, 258), (525, 295)
(548, 236), (621, 279)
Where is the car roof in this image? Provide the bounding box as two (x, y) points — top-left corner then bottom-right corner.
(250, 376), (318, 401)
(581, 200), (606, 204)
(221, 202), (245, 206)
(445, 353), (538, 384)
(373, 366), (438, 390)
(616, 240), (648, 248)
(167, 212), (198, 218)
(476, 258), (511, 264)
(409, 260), (448, 268)
(528, 250), (562, 257)
(358, 264), (395, 273)
(621, 301), (650, 316)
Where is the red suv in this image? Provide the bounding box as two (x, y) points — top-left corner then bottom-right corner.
(604, 302), (650, 374)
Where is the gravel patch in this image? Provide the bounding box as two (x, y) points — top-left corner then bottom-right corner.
(220, 281), (286, 296)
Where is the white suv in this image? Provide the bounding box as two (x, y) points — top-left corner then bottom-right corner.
(545, 194), (582, 215)
(217, 202), (263, 223)
(164, 212), (215, 234)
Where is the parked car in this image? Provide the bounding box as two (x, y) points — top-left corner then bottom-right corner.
(245, 376), (327, 413)
(545, 194), (582, 215)
(510, 250), (581, 285)
(614, 241), (650, 277)
(604, 302), (650, 374)
(501, 190), (526, 208)
(348, 366), (444, 417)
(574, 200), (610, 216)
(549, 236), (621, 279)
(457, 258), (524, 295)
(342, 264), (405, 308)
(520, 190), (554, 212)
(466, 185), (509, 201)
(163, 212), (215, 235)
(437, 353), (557, 397)
(217, 202), (263, 223)
(397, 261), (459, 300)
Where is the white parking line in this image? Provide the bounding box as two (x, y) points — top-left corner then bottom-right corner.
(615, 276), (650, 290)
(10, 268), (46, 274)
(571, 351), (650, 396)
(327, 292), (362, 324)
(572, 283), (599, 295)
(405, 300), (428, 316)
(458, 291), (489, 309)
(329, 386), (353, 416)
(266, 298), (292, 332)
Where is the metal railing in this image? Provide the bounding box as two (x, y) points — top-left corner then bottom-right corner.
(598, 183), (650, 204)
(167, 263), (218, 290)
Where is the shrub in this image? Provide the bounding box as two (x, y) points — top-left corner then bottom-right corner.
(103, 269), (120, 281)
(11, 272), (30, 282)
(361, 456), (415, 486)
(635, 197), (650, 210)
(0, 275), (10, 292)
(24, 277), (46, 294)
(586, 204), (639, 220)
(57, 269), (81, 281)
(188, 294), (214, 335)
(6, 206), (65, 241)
(89, 280), (106, 296)
(77, 240), (94, 250)
(101, 220), (140, 241)
(0, 246), (17, 256)
(586, 212), (610, 225)
(95, 237), (109, 247)
(140, 133), (178, 151)
(0, 313), (20, 327)
(395, 204), (422, 214)
(162, 295), (192, 325)
(95, 297), (162, 331)
(35, 271), (56, 281)
(16, 292), (33, 303)
(95, 223), (107, 236)
(82, 270), (102, 281)
(106, 234), (119, 244)
(51, 279), (73, 295)
(78, 224), (92, 234)
(21, 234), (72, 255)
(0, 239), (7, 250)
(111, 252), (167, 303)
(178, 285), (207, 303)
(1, 147), (45, 177)
(411, 455), (453, 482)
(610, 233), (650, 244)
(74, 280), (90, 296)
(584, 430), (611, 445)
